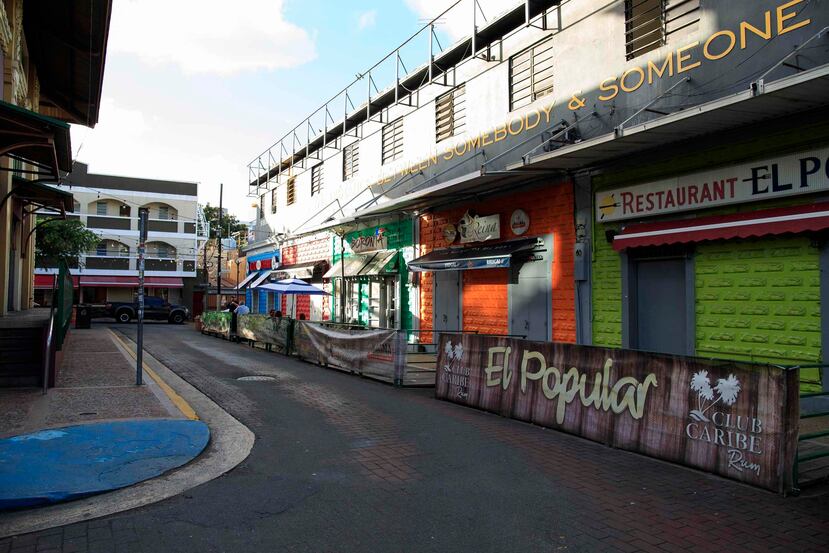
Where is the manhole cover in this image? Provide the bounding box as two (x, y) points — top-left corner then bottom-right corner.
(237, 375), (276, 382)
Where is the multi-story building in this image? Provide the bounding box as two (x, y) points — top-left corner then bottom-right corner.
(247, 0), (829, 389)
(36, 163), (209, 311)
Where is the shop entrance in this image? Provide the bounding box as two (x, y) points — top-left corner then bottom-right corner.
(509, 235), (552, 342)
(434, 270), (461, 333)
(633, 256), (688, 355)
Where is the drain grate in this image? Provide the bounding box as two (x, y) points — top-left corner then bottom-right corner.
(236, 375), (276, 382)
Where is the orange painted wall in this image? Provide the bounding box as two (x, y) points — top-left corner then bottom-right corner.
(419, 181), (575, 342)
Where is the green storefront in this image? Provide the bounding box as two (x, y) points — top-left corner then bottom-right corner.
(325, 218), (415, 331)
(591, 125), (829, 392)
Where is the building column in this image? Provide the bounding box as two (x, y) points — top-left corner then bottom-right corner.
(573, 172), (592, 345)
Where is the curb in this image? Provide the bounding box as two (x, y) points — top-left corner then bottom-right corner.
(0, 331), (255, 538)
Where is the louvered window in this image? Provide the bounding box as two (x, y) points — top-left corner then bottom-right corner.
(382, 119), (404, 165)
(509, 38), (554, 112)
(625, 0), (700, 60)
(96, 201), (107, 216)
(158, 205), (169, 220)
(259, 194), (265, 219)
(270, 188), (277, 214)
(436, 85), (466, 143)
(311, 165), (323, 196)
(286, 177), (296, 206)
(343, 142), (359, 180)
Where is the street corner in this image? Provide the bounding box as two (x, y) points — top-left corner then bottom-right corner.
(0, 419), (210, 511)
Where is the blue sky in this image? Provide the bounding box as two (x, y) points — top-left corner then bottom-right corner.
(70, 0), (509, 219)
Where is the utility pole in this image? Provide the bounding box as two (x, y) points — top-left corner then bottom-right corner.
(217, 183), (223, 304)
(202, 240), (208, 312)
(136, 207), (149, 386)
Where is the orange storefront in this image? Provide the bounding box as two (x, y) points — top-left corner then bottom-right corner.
(414, 182), (576, 343)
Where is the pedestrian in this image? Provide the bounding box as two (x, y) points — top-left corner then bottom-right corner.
(299, 313), (306, 320)
(235, 300), (250, 316)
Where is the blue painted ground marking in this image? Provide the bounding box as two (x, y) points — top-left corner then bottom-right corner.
(0, 419), (209, 510)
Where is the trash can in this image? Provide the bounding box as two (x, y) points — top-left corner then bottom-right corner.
(75, 304), (92, 329)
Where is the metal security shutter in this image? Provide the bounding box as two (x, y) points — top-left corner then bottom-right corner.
(382, 118), (404, 164)
(343, 141), (359, 180)
(435, 84), (466, 143)
(286, 176), (296, 205)
(311, 164), (323, 196)
(509, 38), (554, 112)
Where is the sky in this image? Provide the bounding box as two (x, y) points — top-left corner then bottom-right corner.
(70, 0), (515, 221)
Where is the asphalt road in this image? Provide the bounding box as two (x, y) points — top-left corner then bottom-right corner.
(2, 323), (828, 553)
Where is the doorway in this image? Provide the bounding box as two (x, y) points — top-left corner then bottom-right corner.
(509, 235), (552, 342)
(433, 270), (461, 334)
(630, 253), (693, 356)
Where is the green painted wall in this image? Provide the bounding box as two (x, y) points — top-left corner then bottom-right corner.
(331, 218), (414, 330)
(592, 231), (622, 348)
(695, 237), (820, 364)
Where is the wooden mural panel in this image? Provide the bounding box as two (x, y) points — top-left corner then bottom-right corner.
(435, 334), (799, 492)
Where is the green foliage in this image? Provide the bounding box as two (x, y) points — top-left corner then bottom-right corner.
(202, 203), (248, 240)
(35, 218), (99, 261)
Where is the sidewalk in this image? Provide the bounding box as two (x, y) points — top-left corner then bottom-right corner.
(0, 327), (209, 510)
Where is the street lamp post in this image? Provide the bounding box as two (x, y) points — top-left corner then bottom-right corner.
(235, 258), (241, 301)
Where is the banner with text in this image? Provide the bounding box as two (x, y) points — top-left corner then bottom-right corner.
(596, 147), (829, 222)
(435, 334), (799, 492)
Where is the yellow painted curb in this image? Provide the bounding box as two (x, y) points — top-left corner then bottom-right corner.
(108, 329), (199, 421)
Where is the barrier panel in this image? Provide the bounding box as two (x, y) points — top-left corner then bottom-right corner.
(201, 312), (231, 338)
(435, 333), (800, 493)
(294, 322), (406, 385)
(237, 315), (293, 353)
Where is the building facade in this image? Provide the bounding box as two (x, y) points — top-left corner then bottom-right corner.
(246, 0), (829, 382)
(0, 0), (110, 317)
(37, 163), (208, 311)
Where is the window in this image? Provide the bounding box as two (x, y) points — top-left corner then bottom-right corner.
(119, 204), (131, 217)
(381, 119), (404, 164)
(96, 241), (107, 256)
(436, 84), (466, 142)
(156, 244), (170, 258)
(96, 201), (107, 216)
(509, 38), (554, 112)
(625, 0), (700, 60)
(271, 188), (277, 214)
(286, 176), (296, 206)
(311, 165), (323, 196)
(343, 142), (359, 181)
(259, 194), (265, 219)
(158, 205), (169, 220)
(73, 200), (80, 213)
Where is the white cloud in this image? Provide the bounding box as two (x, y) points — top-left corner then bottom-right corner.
(405, 0), (516, 41)
(357, 10), (377, 31)
(109, 0), (316, 75)
(69, 98), (259, 220)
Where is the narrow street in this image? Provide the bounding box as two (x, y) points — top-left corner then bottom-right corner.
(3, 323), (826, 553)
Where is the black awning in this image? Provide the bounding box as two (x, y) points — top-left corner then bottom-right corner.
(10, 177), (73, 212)
(0, 100), (72, 176)
(23, 0), (112, 127)
(409, 237), (539, 272)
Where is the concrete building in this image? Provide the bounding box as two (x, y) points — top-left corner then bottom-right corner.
(246, 0), (829, 387)
(36, 163), (209, 311)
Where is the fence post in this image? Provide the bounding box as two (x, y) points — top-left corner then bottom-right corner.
(393, 330), (406, 387)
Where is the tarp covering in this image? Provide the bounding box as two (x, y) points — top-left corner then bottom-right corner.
(294, 322), (404, 383)
(237, 314), (292, 353)
(408, 237), (538, 272)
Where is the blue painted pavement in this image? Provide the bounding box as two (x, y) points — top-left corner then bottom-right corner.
(0, 419), (210, 510)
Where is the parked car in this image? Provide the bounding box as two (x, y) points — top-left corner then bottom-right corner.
(105, 296), (190, 324)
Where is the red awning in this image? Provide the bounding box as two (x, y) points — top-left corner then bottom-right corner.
(613, 203), (829, 251)
(78, 276), (184, 288)
(34, 274), (79, 289)
(145, 277), (184, 288)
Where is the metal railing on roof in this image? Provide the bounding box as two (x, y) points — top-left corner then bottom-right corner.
(247, 0), (561, 198)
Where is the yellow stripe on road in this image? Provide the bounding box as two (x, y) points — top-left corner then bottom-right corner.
(109, 329), (199, 421)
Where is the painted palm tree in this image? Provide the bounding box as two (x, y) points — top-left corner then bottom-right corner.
(689, 370), (741, 422)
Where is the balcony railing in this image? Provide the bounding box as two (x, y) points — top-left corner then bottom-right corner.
(87, 215), (131, 230)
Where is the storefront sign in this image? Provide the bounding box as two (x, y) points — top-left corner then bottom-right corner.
(435, 334), (798, 492)
(596, 147), (829, 222)
(510, 209), (530, 236)
(442, 224), (457, 244)
(351, 232), (388, 253)
(459, 211), (500, 243)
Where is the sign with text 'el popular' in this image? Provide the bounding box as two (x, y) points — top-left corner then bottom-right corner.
(435, 334), (799, 492)
(596, 147), (829, 222)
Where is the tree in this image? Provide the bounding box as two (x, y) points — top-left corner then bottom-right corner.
(35, 218), (99, 264)
(202, 203), (249, 240)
